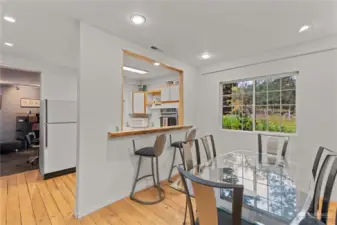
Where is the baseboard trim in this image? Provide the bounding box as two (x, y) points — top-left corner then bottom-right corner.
(43, 167), (76, 180)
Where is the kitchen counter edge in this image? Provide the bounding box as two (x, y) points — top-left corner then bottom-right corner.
(108, 125), (193, 138)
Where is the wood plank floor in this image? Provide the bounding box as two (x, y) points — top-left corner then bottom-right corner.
(0, 170), (190, 225)
(0, 170), (336, 225)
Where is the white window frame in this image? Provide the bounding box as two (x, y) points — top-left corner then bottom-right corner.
(219, 72), (298, 136)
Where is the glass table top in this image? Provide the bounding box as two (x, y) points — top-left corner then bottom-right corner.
(170, 150), (314, 225)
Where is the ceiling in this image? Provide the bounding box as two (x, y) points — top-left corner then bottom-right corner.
(1, 2), (79, 70)
(2, 1), (337, 69)
(123, 54), (178, 80)
(0, 67), (40, 86)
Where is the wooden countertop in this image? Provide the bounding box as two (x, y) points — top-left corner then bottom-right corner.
(108, 125), (193, 138)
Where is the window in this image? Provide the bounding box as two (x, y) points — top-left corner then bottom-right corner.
(221, 73), (297, 133)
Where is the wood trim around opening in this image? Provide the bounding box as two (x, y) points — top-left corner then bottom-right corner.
(121, 50), (184, 128)
(123, 49), (183, 73)
(179, 71), (184, 126)
(121, 49), (124, 129)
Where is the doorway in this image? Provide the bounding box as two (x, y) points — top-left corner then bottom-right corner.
(0, 66), (41, 176)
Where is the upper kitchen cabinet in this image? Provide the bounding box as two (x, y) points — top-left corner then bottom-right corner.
(169, 85), (179, 101)
(161, 86), (170, 101)
(161, 85), (179, 102)
(132, 92), (146, 114)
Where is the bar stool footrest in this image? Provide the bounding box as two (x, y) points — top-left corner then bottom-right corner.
(130, 185), (165, 205)
(136, 174), (153, 182)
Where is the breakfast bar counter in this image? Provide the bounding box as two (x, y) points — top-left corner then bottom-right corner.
(108, 125), (193, 138)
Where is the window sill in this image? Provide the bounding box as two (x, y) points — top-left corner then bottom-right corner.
(219, 128), (298, 137)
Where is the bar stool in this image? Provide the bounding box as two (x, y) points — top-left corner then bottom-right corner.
(167, 128), (196, 182)
(130, 134), (166, 205)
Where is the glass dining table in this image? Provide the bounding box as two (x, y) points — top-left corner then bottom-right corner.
(170, 150), (314, 225)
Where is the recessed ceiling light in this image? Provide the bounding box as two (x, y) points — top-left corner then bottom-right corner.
(299, 25), (311, 33)
(201, 52), (211, 59)
(4, 42), (14, 47)
(4, 16), (16, 23)
(153, 62), (160, 66)
(130, 14), (146, 25)
(123, 66), (148, 74)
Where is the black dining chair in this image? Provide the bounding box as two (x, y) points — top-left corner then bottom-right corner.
(177, 166), (254, 225)
(258, 133), (289, 163)
(200, 134), (217, 161)
(305, 147), (337, 224)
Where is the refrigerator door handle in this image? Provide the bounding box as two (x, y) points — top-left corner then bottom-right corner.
(45, 99), (48, 123)
(45, 124), (48, 147)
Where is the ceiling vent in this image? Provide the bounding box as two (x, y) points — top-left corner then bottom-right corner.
(150, 46), (163, 52)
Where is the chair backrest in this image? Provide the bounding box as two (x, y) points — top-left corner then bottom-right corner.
(309, 147), (337, 224)
(200, 134), (216, 161)
(169, 128), (197, 145)
(178, 167), (244, 225)
(186, 128), (197, 142)
(182, 139), (201, 171)
(28, 132), (36, 139)
(26, 134), (32, 146)
(312, 146), (334, 179)
(153, 134), (166, 157)
(258, 133), (289, 163)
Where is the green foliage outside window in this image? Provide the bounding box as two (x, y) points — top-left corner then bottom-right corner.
(222, 74), (297, 133)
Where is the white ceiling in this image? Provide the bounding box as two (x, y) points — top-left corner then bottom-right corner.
(1, 2), (79, 70)
(2, 1), (337, 69)
(0, 67), (40, 86)
(123, 54), (178, 80)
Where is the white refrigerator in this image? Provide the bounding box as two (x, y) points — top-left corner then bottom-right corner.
(42, 99), (77, 175)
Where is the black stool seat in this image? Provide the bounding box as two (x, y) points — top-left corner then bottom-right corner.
(135, 147), (155, 157)
(171, 141), (183, 148)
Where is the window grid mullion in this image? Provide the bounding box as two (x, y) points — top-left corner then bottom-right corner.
(241, 94), (243, 131)
(253, 81), (256, 131)
(280, 78), (283, 127)
(266, 79), (269, 131)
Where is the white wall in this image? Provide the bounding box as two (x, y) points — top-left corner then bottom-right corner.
(0, 54), (78, 175)
(196, 36), (337, 199)
(0, 85), (40, 141)
(76, 23), (196, 217)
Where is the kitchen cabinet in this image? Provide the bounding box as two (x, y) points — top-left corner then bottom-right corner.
(161, 87), (170, 101)
(170, 85), (179, 101)
(161, 85), (179, 101)
(132, 92), (146, 114)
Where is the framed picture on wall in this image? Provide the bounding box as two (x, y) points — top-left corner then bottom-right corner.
(20, 98), (40, 108)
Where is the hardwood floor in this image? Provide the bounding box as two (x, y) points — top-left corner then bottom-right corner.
(0, 170), (189, 225)
(0, 170), (336, 225)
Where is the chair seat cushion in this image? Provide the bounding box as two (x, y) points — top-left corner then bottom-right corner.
(298, 215), (325, 225)
(135, 147), (155, 157)
(196, 209), (255, 225)
(171, 141), (183, 148)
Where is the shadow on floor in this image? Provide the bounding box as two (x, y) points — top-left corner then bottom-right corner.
(0, 148), (38, 176)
